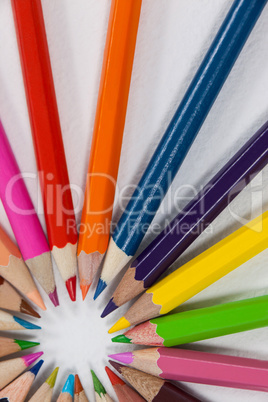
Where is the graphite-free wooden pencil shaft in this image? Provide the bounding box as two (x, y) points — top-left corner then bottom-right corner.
(110, 348), (268, 392)
(11, 0), (78, 302)
(96, 0), (268, 299)
(0, 121), (58, 307)
(0, 337), (40, 359)
(112, 295), (268, 346)
(0, 277), (40, 318)
(103, 120), (268, 316)
(0, 225), (45, 310)
(78, 0), (142, 300)
(109, 361), (202, 402)
(110, 211), (268, 332)
(29, 367), (59, 402)
(0, 359), (44, 402)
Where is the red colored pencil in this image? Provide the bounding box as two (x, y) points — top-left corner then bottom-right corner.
(105, 366), (145, 401)
(11, 0), (78, 301)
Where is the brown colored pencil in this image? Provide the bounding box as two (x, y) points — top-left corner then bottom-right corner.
(109, 361), (202, 402)
(74, 375), (89, 402)
(0, 277), (40, 318)
(0, 225), (45, 310)
(0, 337), (40, 359)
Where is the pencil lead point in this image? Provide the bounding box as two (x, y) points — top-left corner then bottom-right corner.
(81, 284), (91, 300)
(29, 359), (44, 376)
(108, 317), (130, 333)
(49, 288), (59, 307)
(101, 298), (118, 317)
(108, 352), (134, 365)
(112, 334), (131, 344)
(66, 276), (77, 301)
(94, 278), (107, 300)
(13, 316), (41, 330)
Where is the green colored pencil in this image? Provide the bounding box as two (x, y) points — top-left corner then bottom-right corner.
(112, 295), (268, 347)
(91, 370), (113, 401)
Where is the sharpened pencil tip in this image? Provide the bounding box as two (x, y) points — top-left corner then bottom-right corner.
(49, 288), (60, 307)
(66, 276), (77, 301)
(81, 284), (91, 301)
(108, 352), (134, 365)
(29, 359), (44, 376)
(28, 289), (46, 311)
(108, 317), (130, 334)
(13, 316), (42, 330)
(94, 278), (107, 300)
(109, 360), (123, 374)
(20, 299), (41, 318)
(112, 334), (132, 344)
(62, 374), (75, 397)
(101, 298), (118, 317)
(105, 366), (124, 386)
(15, 339), (40, 351)
(46, 367), (59, 388)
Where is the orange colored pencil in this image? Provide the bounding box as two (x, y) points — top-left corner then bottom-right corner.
(78, 0), (142, 300)
(0, 225), (45, 311)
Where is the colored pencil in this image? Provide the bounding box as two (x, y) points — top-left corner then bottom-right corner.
(109, 211), (268, 333)
(0, 277), (40, 318)
(91, 370), (114, 402)
(95, 0), (268, 299)
(103, 120), (268, 316)
(0, 360), (44, 402)
(29, 367), (59, 402)
(11, 0), (78, 302)
(0, 337), (40, 359)
(109, 362), (202, 402)
(0, 352), (43, 390)
(110, 347), (268, 392)
(57, 375), (75, 402)
(105, 366), (145, 401)
(78, 0), (142, 300)
(0, 310), (41, 331)
(74, 375), (89, 402)
(112, 294), (268, 346)
(0, 121), (58, 307)
(0, 225), (45, 310)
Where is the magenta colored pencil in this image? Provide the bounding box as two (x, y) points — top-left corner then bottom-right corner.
(0, 120), (58, 306)
(110, 347), (268, 392)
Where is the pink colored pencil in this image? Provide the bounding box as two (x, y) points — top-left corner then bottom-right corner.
(110, 347), (268, 392)
(0, 120), (58, 306)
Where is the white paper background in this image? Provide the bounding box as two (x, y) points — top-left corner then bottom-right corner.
(0, 0), (268, 401)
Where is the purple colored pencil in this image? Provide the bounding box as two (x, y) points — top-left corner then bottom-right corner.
(102, 120), (268, 317)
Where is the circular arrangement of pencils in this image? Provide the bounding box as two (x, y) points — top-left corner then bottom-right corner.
(0, 0), (267, 401)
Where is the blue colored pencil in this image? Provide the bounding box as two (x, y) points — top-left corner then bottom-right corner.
(95, 0), (268, 298)
(57, 375), (74, 401)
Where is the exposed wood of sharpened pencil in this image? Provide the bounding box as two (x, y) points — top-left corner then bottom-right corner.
(29, 367), (59, 402)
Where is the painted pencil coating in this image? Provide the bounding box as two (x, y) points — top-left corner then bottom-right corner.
(11, 0), (77, 301)
(98, 0), (268, 297)
(78, 0), (142, 300)
(111, 347), (268, 392)
(103, 120), (268, 316)
(29, 367), (59, 402)
(0, 352), (43, 390)
(110, 211), (268, 332)
(109, 361), (202, 402)
(113, 295), (268, 346)
(0, 360), (43, 402)
(0, 225), (45, 310)
(0, 121), (57, 305)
